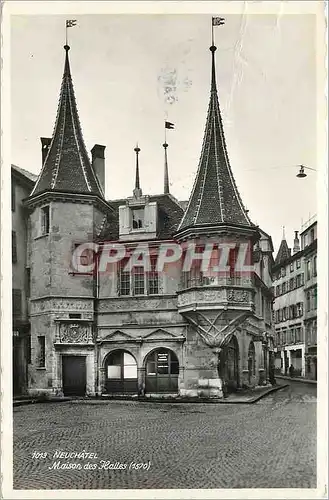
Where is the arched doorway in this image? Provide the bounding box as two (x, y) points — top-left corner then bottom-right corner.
(104, 350), (138, 394)
(145, 348), (179, 394)
(248, 341), (255, 384)
(221, 336), (239, 392)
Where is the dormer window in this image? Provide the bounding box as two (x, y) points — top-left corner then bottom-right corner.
(132, 208), (144, 229)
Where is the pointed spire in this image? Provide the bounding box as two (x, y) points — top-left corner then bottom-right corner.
(163, 142), (169, 194)
(275, 232), (291, 265)
(133, 144), (142, 198)
(177, 41), (252, 232)
(31, 45), (104, 198)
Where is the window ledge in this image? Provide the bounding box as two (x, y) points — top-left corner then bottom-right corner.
(36, 367), (46, 370)
(34, 234), (49, 241)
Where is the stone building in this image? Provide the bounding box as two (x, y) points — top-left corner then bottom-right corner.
(272, 230), (305, 376)
(272, 218), (317, 380)
(20, 38), (275, 398)
(12, 165), (37, 395)
(301, 218), (317, 380)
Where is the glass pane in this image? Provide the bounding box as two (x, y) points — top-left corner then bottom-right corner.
(157, 353), (169, 374)
(107, 365), (121, 378)
(123, 352), (136, 366)
(147, 362), (156, 375)
(124, 364), (137, 379)
(171, 361), (179, 375)
(109, 351), (122, 365)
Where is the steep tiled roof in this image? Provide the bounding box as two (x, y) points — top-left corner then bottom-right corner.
(274, 238), (291, 265)
(177, 45), (252, 232)
(12, 164), (38, 184)
(31, 46), (103, 198)
(98, 194), (184, 241)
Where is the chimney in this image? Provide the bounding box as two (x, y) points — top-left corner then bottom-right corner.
(293, 231), (300, 254)
(91, 144), (106, 195)
(41, 137), (51, 165)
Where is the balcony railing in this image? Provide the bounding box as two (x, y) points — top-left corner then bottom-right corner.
(178, 274), (254, 292)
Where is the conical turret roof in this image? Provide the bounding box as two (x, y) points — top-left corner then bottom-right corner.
(31, 45), (104, 198)
(177, 44), (252, 232)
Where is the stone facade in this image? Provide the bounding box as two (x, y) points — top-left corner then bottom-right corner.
(272, 218), (317, 380)
(15, 39), (276, 399)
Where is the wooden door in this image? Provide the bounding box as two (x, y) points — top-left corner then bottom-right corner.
(62, 356), (86, 396)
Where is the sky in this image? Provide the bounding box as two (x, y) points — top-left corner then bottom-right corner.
(11, 11), (320, 253)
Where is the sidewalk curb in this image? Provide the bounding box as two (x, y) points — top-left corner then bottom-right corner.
(276, 375), (317, 385)
(13, 384), (289, 407)
(218, 383), (289, 404)
(13, 397), (72, 407)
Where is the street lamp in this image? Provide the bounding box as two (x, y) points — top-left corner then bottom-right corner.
(296, 164), (317, 178)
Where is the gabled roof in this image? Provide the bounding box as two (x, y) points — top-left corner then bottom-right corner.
(177, 45), (252, 232)
(274, 238), (291, 266)
(98, 193), (184, 241)
(31, 45), (103, 199)
(11, 164), (38, 185)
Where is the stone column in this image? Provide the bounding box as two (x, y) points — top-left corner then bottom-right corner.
(98, 367), (105, 395)
(137, 367), (145, 396)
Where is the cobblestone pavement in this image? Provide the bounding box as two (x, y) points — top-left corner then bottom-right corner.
(13, 381), (316, 490)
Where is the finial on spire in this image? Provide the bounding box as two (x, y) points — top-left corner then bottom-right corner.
(133, 143), (142, 198)
(163, 142), (169, 194)
(282, 226), (286, 240)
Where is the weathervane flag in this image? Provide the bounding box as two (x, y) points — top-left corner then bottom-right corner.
(211, 17), (225, 45)
(66, 20), (77, 28)
(165, 121), (175, 130)
(212, 17), (225, 26)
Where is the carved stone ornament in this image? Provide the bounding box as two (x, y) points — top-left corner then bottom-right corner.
(227, 289), (249, 302)
(59, 323), (90, 343)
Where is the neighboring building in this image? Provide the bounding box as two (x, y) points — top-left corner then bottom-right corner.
(18, 38), (275, 399)
(12, 165), (37, 395)
(301, 217), (317, 380)
(272, 218), (317, 380)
